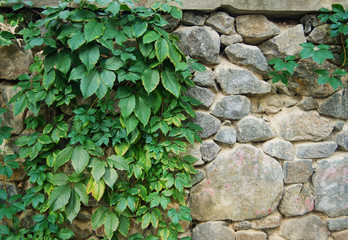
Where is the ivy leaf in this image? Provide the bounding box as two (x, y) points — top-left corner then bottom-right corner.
(139, 42), (153, 58)
(57, 228), (74, 240)
(103, 167), (118, 187)
(119, 94), (135, 118)
(132, 21), (148, 38)
(155, 38), (169, 63)
(43, 70), (56, 90)
(56, 49), (71, 74)
(91, 206), (108, 229)
(91, 160), (106, 182)
(68, 31), (86, 51)
(74, 182), (88, 205)
(170, 6), (182, 19)
(84, 20), (105, 42)
(71, 145), (90, 174)
(106, 1), (120, 16)
(48, 185), (71, 211)
(49, 173), (69, 186)
(54, 146), (73, 171)
(65, 190), (80, 222)
(105, 211), (119, 239)
(124, 114), (139, 135)
(102, 56), (124, 71)
(118, 215), (130, 237)
(79, 43), (100, 71)
(142, 69), (160, 94)
(80, 69), (100, 99)
(86, 178), (105, 201)
(107, 155), (129, 171)
(13, 95), (28, 116)
(143, 30), (160, 44)
(134, 97), (151, 126)
(161, 68), (180, 97)
(100, 70), (116, 88)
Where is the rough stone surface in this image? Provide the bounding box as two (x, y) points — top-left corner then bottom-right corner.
(212, 95), (251, 120)
(296, 141), (337, 159)
(332, 230), (348, 240)
(186, 86), (215, 108)
(262, 138), (295, 161)
(19, 210), (36, 230)
(186, 143), (204, 166)
(182, 11), (207, 26)
(189, 145), (283, 221)
(215, 63), (271, 95)
(307, 24), (339, 44)
(221, 34), (243, 46)
(313, 155), (348, 217)
(250, 211), (281, 230)
(192, 221), (236, 240)
(333, 121), (345, 131)
(174, 26), (220, 65)
(70, 220), (94, 240)
(206, 12), (235, 35)
(318, 91), (348, 119)
(236, 15), (280, 44)
(191, 169), (205, 186)
(267, 95), (283, 108)
(237, 116), (275, 143)
(225, 43), (269, 75)
(200, 140), (221, 162)
(0, 182), (17, 204)
(275, 111), (334, 141)
(301, 14), (323, 33)
(336, 129), (348, 151)
(283, 160), (313, 184)
(279, 214), (329, 240)
(162, 14), (181, 32)
(259, 24), (306, 60)
(278, 184), (315, 217)
(235, 230), (267, 240)
(193, 112), (221, 139)
(298, 97), (319, 111)
(327, 217), (348, 231)
(214, 126), (237, 145)
(193, 68), (216, 87)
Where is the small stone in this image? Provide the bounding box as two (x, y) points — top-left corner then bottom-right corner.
(0, 182), (17, 204)
(331, 230), (348, 240)
(336, 129), (348, 150)
(186, 86), (215, 108)
(234, 221), (252, 230)
(193, 68), (216, 88)
(192, 221), (236, 240)
(191, 169), (205, 186)
(186, 143), (204, 166)
(307, 24), (339, 44)
(301, 14), (323, 33)
(296, 141), (337, 159)
(283, 160), (313, 184)
(250, 211), (281, 230)
(278, 184), (315, 217)
(298, 97), (319, 111)
(200, 140), (221, 162)
(221, 34), (243, 46)
(318, 90), (348, 119)
(267, 95), (283, 108)
(182, 11), (207, 26)
(235, 230), (267, 240)
(236, 15), (280, 44)
(214, 126), (237, 145)
(206, 12), (235, 35)
(162, 14), (181, 32)
(262, 138), (295, 161)
(281, 95), (298, 108)
(193, 112), (221, 139)
(212, 95), (251, 120)
(70, 220), (94, 240)
(327, 217), (348, 231)
(77, 210), (91, 222)
(237, 116), (275, 143)
(19, 210), (36, 229)
(333, 121), (345, 131)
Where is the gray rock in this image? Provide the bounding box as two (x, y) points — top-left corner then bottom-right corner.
(332, 230), (348, 240)
(192, 221), (236, 240)
(262, 138), (295, 161)
(234, 221), (252, 230)
(296, 141), (337, 159)
(283, 160), (313, 184)
(182, 11), (207, 26)
(298, 97), (319, 111)
(327, 217), (348, 231)
(279, 214), (329, 240)
(186, 86), (215, 108)
(237, 116), (275, 143)
(236, 15), (280, 44)
(313, 155), (348, 217)
(19, 210), (36, 230)
(221, 34), (243, 46)
(307, 24), (339, 44)
(259, 24), (306, 60)
(77, 210), (92, 222)
(162, 14), (180, 32)
(278, 184), (315, 217)
(206, 12), (235, 35)
(189, 145), (283, 221)
(193, 68), (216, 88)
(193, 112), (221, 139)
(301, 14), (323, 34)
(191, 169), (205, 186)
(214, 126), (237, 145)
(215, 63), (271, 95)
(225, 43), (269, 76)
(212, 95), (250, 120)
(186, 143), (204, 166)
(174, 26), (220, 65)
(235, 230), (267, 240)
(336, 129), (348, 151)
(0, 182), (17, 204)
(267, 95), (283, 108)
(333, 121), (345, 131)
(200, 140), (221, 162)
(250, 211), (281, 230)
(318, 91), (348, 119)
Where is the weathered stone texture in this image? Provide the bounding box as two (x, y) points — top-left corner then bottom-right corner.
(250, 211), (281, 230)
(221, 34), (243, 46)
(193, 67), (216, 87)
(191, 169), (205, 186)
(192, 221), (235, 240)
(182, 11), (207, 26)
(237, 116), (275, 143)
(336, 129), (348, 151)
(212, 95), (251, 120)
(307, 24), (339, 44)
(262, 138), (295, 161)
(214, 126), (237, 145)
(193, 112), (221, 139)
(283, 160), (313, 184)
(298, 97), (319, 111)
(327, 216), (348, 231)
(332, 230), (348, 240)
(206, 12), (235, 35)
(318, 91), (348, 119)
(200, 140), (220, 162)
(296, 141), (337, 159)
(235, 230), (267, 240)
(186, 86), (215, 108)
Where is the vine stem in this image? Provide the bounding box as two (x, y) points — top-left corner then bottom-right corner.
(339, 33), (347, 68)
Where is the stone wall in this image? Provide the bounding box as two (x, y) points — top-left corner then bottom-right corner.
(1, 2), (348, 240)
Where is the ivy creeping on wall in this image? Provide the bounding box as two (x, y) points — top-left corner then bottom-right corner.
(0, 0), (205, 239)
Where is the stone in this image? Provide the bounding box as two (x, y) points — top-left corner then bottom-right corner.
(275, 111), (334, 141)
(307, 24), (339, 44)
(193, 112), (221, 139)
(279, 214), (329, 240)
(332, 230), (348, 240)
(69, 220), (94, 239)
(215, 63), (271, 95)
(186, 86), (215, 108)
(193, 68), (216, 87)
(0, 182), (17, 204)
(283, 160), (313, 184)
(336, 129), (348, 151)
(259, 24), (306, 60)
(237, 116), (275, 143)
(298, 97), (319, 111)
(288, 59), (337, 97)
(235, 15), (280, 44)
(225, 43), (269, 76)
(278, 184), (315, 217)
(0, 41), (32, 80)
(221, 34), (243, 46)
(206, 12), (235, 35)
(182, 11), (207, 26)
(327, 217), (348, 231)
(301, 14), (323, 33)
(333, 121), (345, 131)
(77, 210), (91, 222)
(318, 90), (348, 119)
(200, 140), (221, 162)
(174, 26), (220, 65)
(211, 95), (251, 120)
(296, 141), (337, 159)
(191, 169), (205, 186)
(235, 230), (267, 240)
(192, 221), (236, 240)
(186, 143), (204, 166)
(250, 211), (281, 230)
(234, 221), (252, 230)
(19, 210), (36, 229)
(262, 138), (295, 161)
(267, 95), (283, 108)
(162, 14), (180, 32)
(214, 126), (237, 145)
(313, 155), (348, 217)
(189, 145), (283, 221)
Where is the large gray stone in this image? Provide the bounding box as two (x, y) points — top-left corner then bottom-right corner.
(221, 34), (243, 46)
(279, 214), (329, 240)
(200, 140), (221, 162)
(313, 155), (348, 217)
(182, 11), (207, 26)
(225, 43), (269, 76)
(193, 112), (221, 139)
(327, 217), (348, 231)
(283, 160), (313, 184)
(307, 24), (339, 44)
(298, 97), (319, 111)
(237, 116), (275, 143)
(212, 95), (250, 120)
(186, 86), (215, 108)
(262, 138), (295, 161)
(215, 63), (271, 95)
(192, 221), (235, 240)
(235, 230), (267, 240)
(189, 145), (283, 221)
(192, 68), (216, 88)
(296, 141), (337, 159)
(336, 129), (348, 151)
(259, 24), (306, 60)
(174, 26), (220, 65)
(235, 15), (280, 44)
(318, 91), (348, 120)
(214, 126), (237, 145)
(206, 12), (235, 35)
